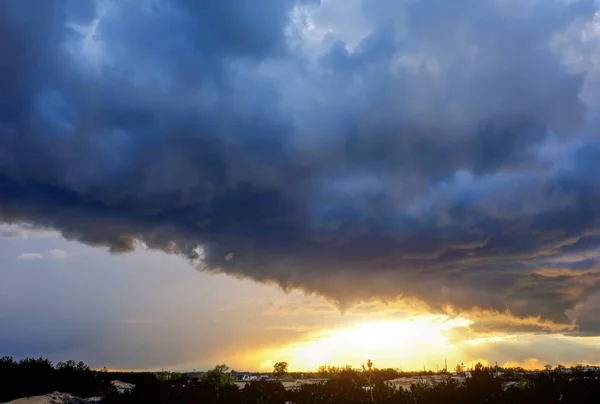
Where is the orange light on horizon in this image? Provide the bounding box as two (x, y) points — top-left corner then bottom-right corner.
(248, 315), (472, 372)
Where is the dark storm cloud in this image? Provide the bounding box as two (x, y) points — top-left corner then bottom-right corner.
(2, 0), (600, 332)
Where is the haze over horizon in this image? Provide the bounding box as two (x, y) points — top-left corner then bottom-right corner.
(3, 0), (600, 372)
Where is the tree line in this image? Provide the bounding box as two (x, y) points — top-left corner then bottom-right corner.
(3, 356), (600, 404)
(0, 356), (157, 403)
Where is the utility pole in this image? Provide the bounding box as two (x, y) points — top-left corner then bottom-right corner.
(445, 359), (447, 372)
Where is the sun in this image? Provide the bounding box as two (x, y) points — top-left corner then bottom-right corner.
(253, 315), (472, 371)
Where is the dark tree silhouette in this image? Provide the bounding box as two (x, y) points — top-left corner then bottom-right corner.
(273, 361), (288, 379)
(3, 357), (600, 404)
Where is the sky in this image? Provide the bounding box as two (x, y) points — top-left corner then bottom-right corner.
(3, 0), (600, 372)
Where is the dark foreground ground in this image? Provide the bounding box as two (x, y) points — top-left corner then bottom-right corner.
(3, 357), (600, 404)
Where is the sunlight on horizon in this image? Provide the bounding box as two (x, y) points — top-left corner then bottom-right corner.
(250, 315), (472, 371)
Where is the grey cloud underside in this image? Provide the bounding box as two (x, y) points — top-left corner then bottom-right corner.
(2, 0), (600, 332)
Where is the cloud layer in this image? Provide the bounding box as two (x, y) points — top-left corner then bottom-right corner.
(2, 0), (600, 332)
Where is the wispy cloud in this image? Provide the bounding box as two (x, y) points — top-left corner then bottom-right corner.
(14, 249), (68, 261)
(48, 249), (68, 259)
(16, 253), (44, 261)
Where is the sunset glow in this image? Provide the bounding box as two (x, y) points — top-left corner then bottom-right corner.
(253, 315), (472, 371)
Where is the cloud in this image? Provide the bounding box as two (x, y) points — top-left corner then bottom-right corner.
(48, 249), (68, 259)
(1, 228), (28, 239)
(0, 223), (61, 239)
(13, 249), (67, 261)
(16, 253), (45, 261)
(2, 0), (600, 332)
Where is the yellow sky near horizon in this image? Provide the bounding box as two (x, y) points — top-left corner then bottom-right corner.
(89, 298), (600, 373)
(247, 315), (472, 371)
(215, 295), (600, 373)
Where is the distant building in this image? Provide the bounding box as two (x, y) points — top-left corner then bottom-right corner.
(231, 372), (256, 381)
(230, 372), (271, 382)
(183, 372), (204, 381)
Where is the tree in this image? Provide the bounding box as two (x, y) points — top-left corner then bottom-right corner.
(242, 380), (286, 404)
(273, 361), (288, 379)
(455, 363), (464, 374)
(473, 362), (486, 374)
(0, 357), (18, 402)
(202, 364), (233, 401)
(57, 360), (77, 371)
(317, 364), (343, 378)
(362, 359), (374, 402)
(572, 364), (585, 373)
(466, 363), (501, 402)
(157, 371), (171, 382)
